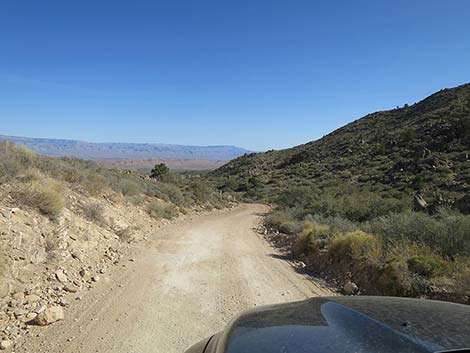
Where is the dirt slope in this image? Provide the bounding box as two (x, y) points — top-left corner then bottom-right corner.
(18, 204), (332, 353)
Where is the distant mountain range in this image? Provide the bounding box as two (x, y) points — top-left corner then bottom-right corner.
(0, 135), (251, 161)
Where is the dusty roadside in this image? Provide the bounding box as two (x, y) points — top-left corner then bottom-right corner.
(17, 204), (332, 353)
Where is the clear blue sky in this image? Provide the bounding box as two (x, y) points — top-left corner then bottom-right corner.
(1, 0), (469, 151)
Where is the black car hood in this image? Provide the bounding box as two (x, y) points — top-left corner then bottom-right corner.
(202, 297), (470, 353)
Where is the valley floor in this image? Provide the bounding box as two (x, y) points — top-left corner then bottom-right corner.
(18, 204), (332, 353)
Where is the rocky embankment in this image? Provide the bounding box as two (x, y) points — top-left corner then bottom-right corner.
(0, 185), (203, 351)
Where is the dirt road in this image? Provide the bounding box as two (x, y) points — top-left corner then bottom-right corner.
(20, 204), (332, 353)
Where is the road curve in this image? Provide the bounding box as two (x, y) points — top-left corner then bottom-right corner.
(20, 204), (332, 353)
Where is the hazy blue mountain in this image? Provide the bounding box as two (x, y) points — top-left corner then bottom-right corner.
(0, 135), (251, 161)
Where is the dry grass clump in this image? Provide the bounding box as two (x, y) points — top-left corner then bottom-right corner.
(328, 231), (383, 265)
(83, 202), (106, 226)
(293, 220), (331, 256)
(18, 179), (65, 219)
(0, 143), (35, 181)
(115, 227), (134, 243)
(82, 174), (108, 196)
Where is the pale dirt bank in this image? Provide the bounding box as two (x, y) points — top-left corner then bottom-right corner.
(17, 204), (332, 353)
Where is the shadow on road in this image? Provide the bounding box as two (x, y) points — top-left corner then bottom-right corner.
(267, 253), (310, 275)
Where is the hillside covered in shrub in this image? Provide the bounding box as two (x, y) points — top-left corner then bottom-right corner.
(213, 83), (470, 213)
(212, 83), (470, 303)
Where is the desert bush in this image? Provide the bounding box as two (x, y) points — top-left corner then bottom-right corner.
(62, 167), (85, 184)
(115, 227), (134, 243)
(150, 163), (170, 180)
(82, 174), (108, 196)
(328, 231), (383, 265)
(364, 209), (470, 258)
(306, 214), (358, 233)
(157, 183), (186, 206)
(18, 167), (43, 182)
(278, 221), (302, 235)
(0, 142), (35, 180)
(276, 185), (410, 222)
(18, 180), (65, 218)
(455, 266), (470, 295)
(188, 181), (216, 204)
(378, 257), (414, 296)
(264, 208), (304, 235)
(407, 255), (451, 278)
(117, 179), (142, 196)
(128, 194), (145, 205)
(276, 186), (319, 209)
(293, 221), (331, 257)
(83, 202), (106, 226)
(147, 200), (179, 220)
(301, 220), (331, 238)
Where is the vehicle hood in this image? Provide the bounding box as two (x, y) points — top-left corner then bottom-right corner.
(203, 296), (470, 353)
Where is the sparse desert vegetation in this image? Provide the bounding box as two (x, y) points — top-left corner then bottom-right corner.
(147, 200), (179, 220)
(0, 141), (230, 215)
(0, 142), (234, 346)
(261, 187), (470, 303)
(213, 83), (470, 304)
(17, 179), (65, 219)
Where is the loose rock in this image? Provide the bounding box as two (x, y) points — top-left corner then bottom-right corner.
(343, 281), (358, 295)
(0, 340), (11, 350)
(25, 294), (41, 303)
(18, 312), (37, 323)
(33, 306), (64, 326)
(63, 285), (78, 293)
(55, 269), (68, 283)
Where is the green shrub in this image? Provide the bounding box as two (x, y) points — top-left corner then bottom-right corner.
(456, 267), (470, 295)
(265, 208), (304, 235)
(189, 181), (215, 204)
(157, 183), (186, 206)
(278, 221), (302, 235)
(306, 214), (358, 233)
(147, 200), (179, 220)
(407, 255), (450, 278)
(365, 209), (470, 258)
(276, 186), (319, 209)
(278, 185), (411, 222)
(150, 163), (170, 180)
(378, 257), (413, 296)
